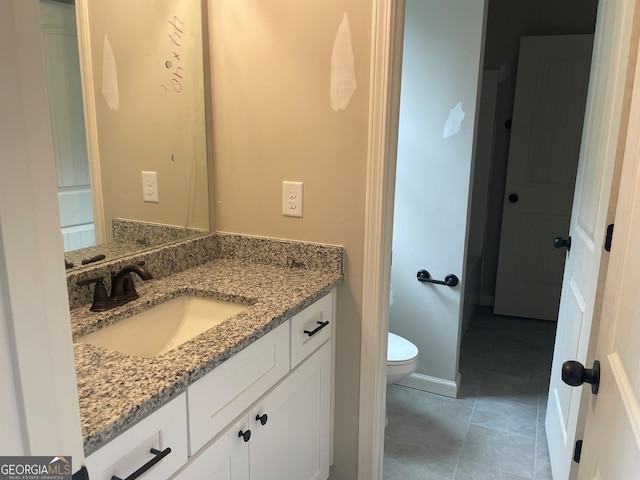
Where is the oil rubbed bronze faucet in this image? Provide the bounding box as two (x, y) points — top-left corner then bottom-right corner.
(77, 261), (153, 312)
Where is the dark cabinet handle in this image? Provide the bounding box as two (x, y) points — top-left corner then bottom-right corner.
(110, 447), (171, 480)
(255, 413), (268, 425)
(238, 430), (251, 442)
(562, 360), (600, 395)
(416, 270), (459, 287)
(508, 193), (519, 203)
(82, 254), (106, 265)
(554, 236), (572, 251)
(304, 320), (330, 337)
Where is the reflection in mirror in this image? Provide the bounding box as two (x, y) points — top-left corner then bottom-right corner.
(39, 0), (209, 271)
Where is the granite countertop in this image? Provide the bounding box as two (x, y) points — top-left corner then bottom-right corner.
(72, 258), (343, 455)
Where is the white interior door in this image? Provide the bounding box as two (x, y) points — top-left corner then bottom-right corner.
(389, 0), (487, 397)
(545, 1), (636, 478)
(40, 0), (95, 251)
(494, 35), (593, 321)
(575, 41), (640, 477)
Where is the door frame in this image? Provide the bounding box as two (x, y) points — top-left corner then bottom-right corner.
(75, 0), (106, 244)
(1, 0), (84, 460)
(357, 0), (406, 478)
(358, 1), (623, 479)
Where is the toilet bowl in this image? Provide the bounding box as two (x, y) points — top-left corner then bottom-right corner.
(387, 332), (419, 384)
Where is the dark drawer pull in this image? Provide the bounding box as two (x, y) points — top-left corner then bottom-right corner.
(255, 413), (268, 425)
(111, 447), (171, 480)
(82, 253), (106, 265)
(304, 320), (330, 337)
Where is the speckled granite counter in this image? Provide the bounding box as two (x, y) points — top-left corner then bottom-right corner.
(70, 235), (344, 455)
(63, 219), (205, 273)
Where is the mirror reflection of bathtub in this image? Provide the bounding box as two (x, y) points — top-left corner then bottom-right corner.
(39, 0), (209, 271)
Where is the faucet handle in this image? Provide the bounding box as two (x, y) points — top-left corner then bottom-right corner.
(121, 274), (137, 295)
(77, 277), (109, 311)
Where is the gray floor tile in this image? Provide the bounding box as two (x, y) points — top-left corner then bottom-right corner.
(484, 348), (551, 379)
(455, 378), (481, 409)
(383, 311), (555, 480)
(459, 353), (488, 377)
(534, 425), (552, 480)
(477, 371), (540, 407)
(471, 397), (538, 438)
(385, 385), (473, 478)
(453, 459), (529, 480)
(533, 454), (553, 480)
(460, 424), (535, 478)
(460, 334), (494, 359)
(383, 456), (450, 480)
(535, 423), (550, 461)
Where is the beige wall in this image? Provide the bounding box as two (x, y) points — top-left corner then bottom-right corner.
(86, 0), (209, 240)
(208, 1), (372, 477)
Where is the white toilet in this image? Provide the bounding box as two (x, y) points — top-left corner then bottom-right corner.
(387, 332), (419, 384)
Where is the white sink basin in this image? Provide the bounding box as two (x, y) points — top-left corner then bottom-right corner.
(79, 296), (248, 358)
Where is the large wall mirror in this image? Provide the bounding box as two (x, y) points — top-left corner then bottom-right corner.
(39, 0), (209, 271)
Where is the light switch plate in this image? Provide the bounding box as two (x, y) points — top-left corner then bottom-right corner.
(142, 171), (159, 203)
(282, 181), (303, 217)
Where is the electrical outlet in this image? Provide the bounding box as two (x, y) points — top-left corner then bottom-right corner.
(141, 171), (159, 203)
(282, 181), (303, 217)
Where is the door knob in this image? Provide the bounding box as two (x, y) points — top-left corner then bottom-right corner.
(561, 360), (600, 394)
(508, 193), (519, 203)
(255, 413), (268, 426)
(554, 236), (572, 251)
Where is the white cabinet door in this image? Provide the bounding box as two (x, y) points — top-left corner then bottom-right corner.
(250, 342), (331, 480)
(177, 343), (332, 480)
(172, 416), (250, 480)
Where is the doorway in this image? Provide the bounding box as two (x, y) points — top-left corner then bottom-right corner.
(39, 0), (95, 252)
(388, 0), (598, 395)
(358, 0), (603, 478)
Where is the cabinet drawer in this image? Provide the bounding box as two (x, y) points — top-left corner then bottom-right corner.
(85, 393), (188, 480)
(187, 321), (290, 454)
(290, 291), (334, 369)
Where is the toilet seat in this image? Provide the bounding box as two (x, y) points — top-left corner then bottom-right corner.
(387, 332), (418, 364)
(386, 332), (419, 385)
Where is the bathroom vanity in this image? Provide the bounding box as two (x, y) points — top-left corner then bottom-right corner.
(69, 233), (343, 480)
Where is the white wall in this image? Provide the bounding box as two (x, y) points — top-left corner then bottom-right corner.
(389, 0), (486, 395)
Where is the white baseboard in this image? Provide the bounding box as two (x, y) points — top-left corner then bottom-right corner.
(393, 371), (461, 398)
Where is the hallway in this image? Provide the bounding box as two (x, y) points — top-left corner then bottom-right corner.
(383, 307), (556, 479)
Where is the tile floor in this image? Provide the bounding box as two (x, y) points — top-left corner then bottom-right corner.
(383, 307), (557, 480)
